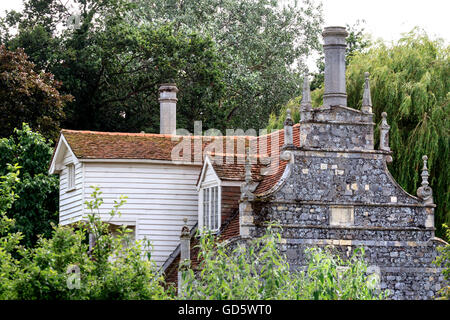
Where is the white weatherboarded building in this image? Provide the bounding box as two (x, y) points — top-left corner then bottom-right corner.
(49, 84), (282, 270)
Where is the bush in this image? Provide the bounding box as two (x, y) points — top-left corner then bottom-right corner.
(0, 123), (59, 247)
(434, 225), (450, 299)
(0, 185), (173, 300)
(180, 224), (387, 300)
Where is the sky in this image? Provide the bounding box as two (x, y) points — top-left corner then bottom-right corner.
(319, 0), (449, 43)
(0, 0), (449, 71)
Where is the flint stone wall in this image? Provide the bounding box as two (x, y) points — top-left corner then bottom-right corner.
(249, 147), (446, 299)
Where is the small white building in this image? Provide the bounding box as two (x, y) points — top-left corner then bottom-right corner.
(49, 84), (285, 268)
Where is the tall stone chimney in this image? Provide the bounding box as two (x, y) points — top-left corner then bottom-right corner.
(158, 83), (178, 135)
(322, 26), (348, 107)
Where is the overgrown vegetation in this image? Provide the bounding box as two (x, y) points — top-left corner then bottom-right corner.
(0, 123), (59, 247)
(0, 179), (386, 300)
(0, 183), (172, 299)
(434, 225), (450, 299)
(180, 225), (387, 300)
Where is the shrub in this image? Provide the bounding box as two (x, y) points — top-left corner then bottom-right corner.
(180, 224), (387, 300)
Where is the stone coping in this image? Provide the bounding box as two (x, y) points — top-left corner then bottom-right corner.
(253, 199), (436, 208)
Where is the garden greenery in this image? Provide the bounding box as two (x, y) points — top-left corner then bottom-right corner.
(0, 179), (389, 299)
(179, 224), (388, 300)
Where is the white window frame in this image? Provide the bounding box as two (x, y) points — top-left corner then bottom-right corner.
(67, 163), (76, 192)
(199, 184), (221, 233)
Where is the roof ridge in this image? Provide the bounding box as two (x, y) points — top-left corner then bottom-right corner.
(61, 128), (288, 139)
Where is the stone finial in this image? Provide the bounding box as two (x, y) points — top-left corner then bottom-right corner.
(301, 73), (312, 107)
(283, 109), (294, 148)
(241, 147), (257, 201)
(244, 147), (252, 184)
(300, 72), (312, 122)
(180, 217), (190, 238)
(362, 72), (373, 114)
(379, 112), (391, 152)
(178, 217), (191, 297)
(417, 155), (433, 204)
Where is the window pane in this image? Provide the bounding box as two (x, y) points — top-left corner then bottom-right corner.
(203, 189), (207, 228)
(201, 187), (220, 231)
(212, 187), (216, 230)
(214, 187), (220, 229)
(68, 165), (74, 189)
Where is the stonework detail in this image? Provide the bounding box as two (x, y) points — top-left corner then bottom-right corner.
(245, 73), (447, 300)
(233, 26), (448, 300)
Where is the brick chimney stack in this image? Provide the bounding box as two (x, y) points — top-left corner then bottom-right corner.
(322, 26), (348, 107)
(159, 83), (178, 135)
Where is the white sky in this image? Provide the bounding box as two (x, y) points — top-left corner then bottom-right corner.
(320, 0), (449, 43)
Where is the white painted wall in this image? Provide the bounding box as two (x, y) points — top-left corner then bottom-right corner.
(59, 149), (84, 225)
(82, 162), (201, 267)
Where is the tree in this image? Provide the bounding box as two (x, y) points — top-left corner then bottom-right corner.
(266, 30), (449, 238)
(0, 123), (59, 247)
(2, 0), (228, 133)
(0, 164), (22, 299)
(2, 0), (323, 133)
(130, 0), (324, 130)
(0, 45), (72, 140)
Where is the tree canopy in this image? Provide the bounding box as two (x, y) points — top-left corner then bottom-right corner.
(1, 0), (229, 134)
(133, 0), (323, 130)
(1, 0), (323, 134)
(0, 45), (72, 141)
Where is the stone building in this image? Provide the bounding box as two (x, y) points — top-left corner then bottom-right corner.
(50, 26), (447, 300)
(166, 27), (447, 300)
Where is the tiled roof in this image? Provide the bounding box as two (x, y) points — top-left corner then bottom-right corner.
(203, 124), (300, 193)
(59, 124), (300, 194)
(60, 129), (250, 162)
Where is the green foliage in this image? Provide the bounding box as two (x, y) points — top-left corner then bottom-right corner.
(1, 0), (228, 133)
(180, 224), (387, 300)
(2, 0), (323, 133)
(134, 0), (323, 130)
(433, 225), (450, 299)
(0, 45), (73, 140)
(299, 247), (387, 300)
(0, 185), (172, 300)
(0, 164), (23, 299)
(346, 30), (450, 237)
(0, 123), (59, 247)
(267, 30), (449, 238)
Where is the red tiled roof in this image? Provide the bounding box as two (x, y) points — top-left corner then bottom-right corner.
(60, 129), (250, 162)
(59, 124), (300, 194)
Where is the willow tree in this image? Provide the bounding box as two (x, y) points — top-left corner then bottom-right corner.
(267, 30), (449, 238)
(347, 30), (449, 238)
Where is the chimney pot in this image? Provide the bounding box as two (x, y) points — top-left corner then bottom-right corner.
(322, 26), (348, 107)
(159, 83), (178, 135)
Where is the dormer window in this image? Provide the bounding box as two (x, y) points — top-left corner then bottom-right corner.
(200, 186), (221, 232)
(67, 163), (75, 191)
